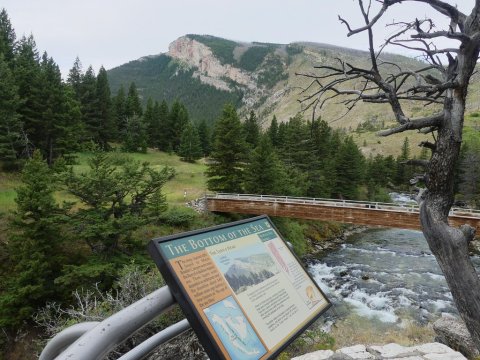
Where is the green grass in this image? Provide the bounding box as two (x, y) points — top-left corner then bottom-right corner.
(0, 149), (208, 211)
(74, 149), (208, 205)
(0, 172), (20, 212)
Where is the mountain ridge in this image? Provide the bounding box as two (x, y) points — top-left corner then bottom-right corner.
(107, 34), (480, 156)
(107, 34), (430, 125)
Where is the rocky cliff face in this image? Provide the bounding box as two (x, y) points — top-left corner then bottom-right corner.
(168, 36), (256, 92)
(109, 34), (480, 156)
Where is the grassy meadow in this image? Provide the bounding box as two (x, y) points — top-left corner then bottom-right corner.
(0, 149), (208, 214)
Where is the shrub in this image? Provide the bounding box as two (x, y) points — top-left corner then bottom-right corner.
(278, 328), (335, 359)
(272, 218), (307, 256)
(159, 206), (197, 227)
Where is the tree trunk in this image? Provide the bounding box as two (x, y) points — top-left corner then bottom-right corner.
(421, 80), (480, 349)
(421, 202), (480, 349)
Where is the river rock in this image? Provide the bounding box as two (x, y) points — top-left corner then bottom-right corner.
(291, 343), (466, 360)
(292, 350), (335, 360)
(433, 315), (479, 359)
(186, 198), (208, 213)
(468, 239), (480, 255)
(368, 343), (416, 358)
(335, 344), (375, 359)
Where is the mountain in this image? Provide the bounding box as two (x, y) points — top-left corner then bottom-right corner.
(107, 34), (480, 156)
(106, 34), (438, 126)
(223, 253), (279, 293)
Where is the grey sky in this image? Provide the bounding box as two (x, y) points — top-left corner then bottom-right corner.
(1, 0), (474, 77)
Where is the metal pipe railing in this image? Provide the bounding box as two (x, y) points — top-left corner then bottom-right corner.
(40, 286), (179, 360)
(117, 319), (190, 360)
(39, 322), (99, 360)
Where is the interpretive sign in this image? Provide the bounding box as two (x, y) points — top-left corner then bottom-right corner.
(148, 215), (330, 360)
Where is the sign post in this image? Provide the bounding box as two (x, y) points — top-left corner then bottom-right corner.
(148, 215), (330, 360)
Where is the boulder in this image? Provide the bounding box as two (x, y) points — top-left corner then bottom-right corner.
(290, 342), (466, 360)
(433, 315), (480, 359)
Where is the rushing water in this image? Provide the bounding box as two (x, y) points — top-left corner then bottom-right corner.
(308, 228), (480, 325)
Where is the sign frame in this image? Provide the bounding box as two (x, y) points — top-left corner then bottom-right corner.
(148, 215), (331, 360)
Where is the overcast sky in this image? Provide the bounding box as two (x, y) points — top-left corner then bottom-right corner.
(1, 0), (474, 78)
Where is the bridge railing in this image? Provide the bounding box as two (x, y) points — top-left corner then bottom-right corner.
(205, 193), (480, 218)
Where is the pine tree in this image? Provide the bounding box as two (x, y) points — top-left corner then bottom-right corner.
(458, 140), (480, 206)
(307, 119), (336, 197)
(334, 136), (365, 199)
(178, 122), (203, 162)
(80, 66), (100, 143)
(96, 66), (114, 149)
(207, 104), (248, 192)
(156, 100), (170, 151)
(122, 115), (147, 153)
(169, 100), (189, 152)
(38, 52), (79, 164)
(113, 85), (127, 138)
(0, 9), (16, 66)
(396, 137), (412, 186)
(279, 114), (312, 170)
(243, 110), (260, 148)
(64, 151), (172, 256)
(277, 121), (287, 146)
(14, 35), (42, 159)
(268, 115), (279, 147)
(197, 119), (211, 156)
(59, 85), (83, 162)
(244, 136), (282, 194)
(0, 151), (66, 327)
(126, 82), (142, 117)
(144, 98), (157, 148)
(67, 56), (83, 99)
(0, 54), (22, 169)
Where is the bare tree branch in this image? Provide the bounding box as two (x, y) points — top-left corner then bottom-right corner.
(419, 141), (437, 151)
(377, 113), (443, 136)
(411, 31), (470, 43)
(338, 0), (389, 36)
(402, 159), (430, 168)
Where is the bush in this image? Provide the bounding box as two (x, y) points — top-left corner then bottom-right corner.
(272, 218), (307, 256)
(279, 328), (335, 359)
(159, 206), (197, 227)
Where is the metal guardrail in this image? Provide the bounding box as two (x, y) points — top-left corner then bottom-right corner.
(39, 286), (190, 360)
(205, 193), (480, 218)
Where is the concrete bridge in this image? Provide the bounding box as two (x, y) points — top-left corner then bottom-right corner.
(206, 193), (480, 232)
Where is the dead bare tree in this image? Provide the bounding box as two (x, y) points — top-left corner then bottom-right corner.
(298, 0), (480, 350)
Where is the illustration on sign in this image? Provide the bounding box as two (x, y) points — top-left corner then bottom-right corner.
(148, 215), (330, 360)
(205, 296), (267, 359)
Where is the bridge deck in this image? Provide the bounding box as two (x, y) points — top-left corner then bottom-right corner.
(206, 193), (480, 232)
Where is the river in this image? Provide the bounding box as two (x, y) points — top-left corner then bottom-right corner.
(308, 227), (480, 327)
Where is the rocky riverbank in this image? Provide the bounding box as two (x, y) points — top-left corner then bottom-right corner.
(303, 225), (368, 262)
(292, 343), (466, 360)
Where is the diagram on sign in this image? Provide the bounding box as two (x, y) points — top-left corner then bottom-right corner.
(204, 296), (266, 360)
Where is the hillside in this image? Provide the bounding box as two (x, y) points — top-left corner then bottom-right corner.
(107, 34), (480, 156)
